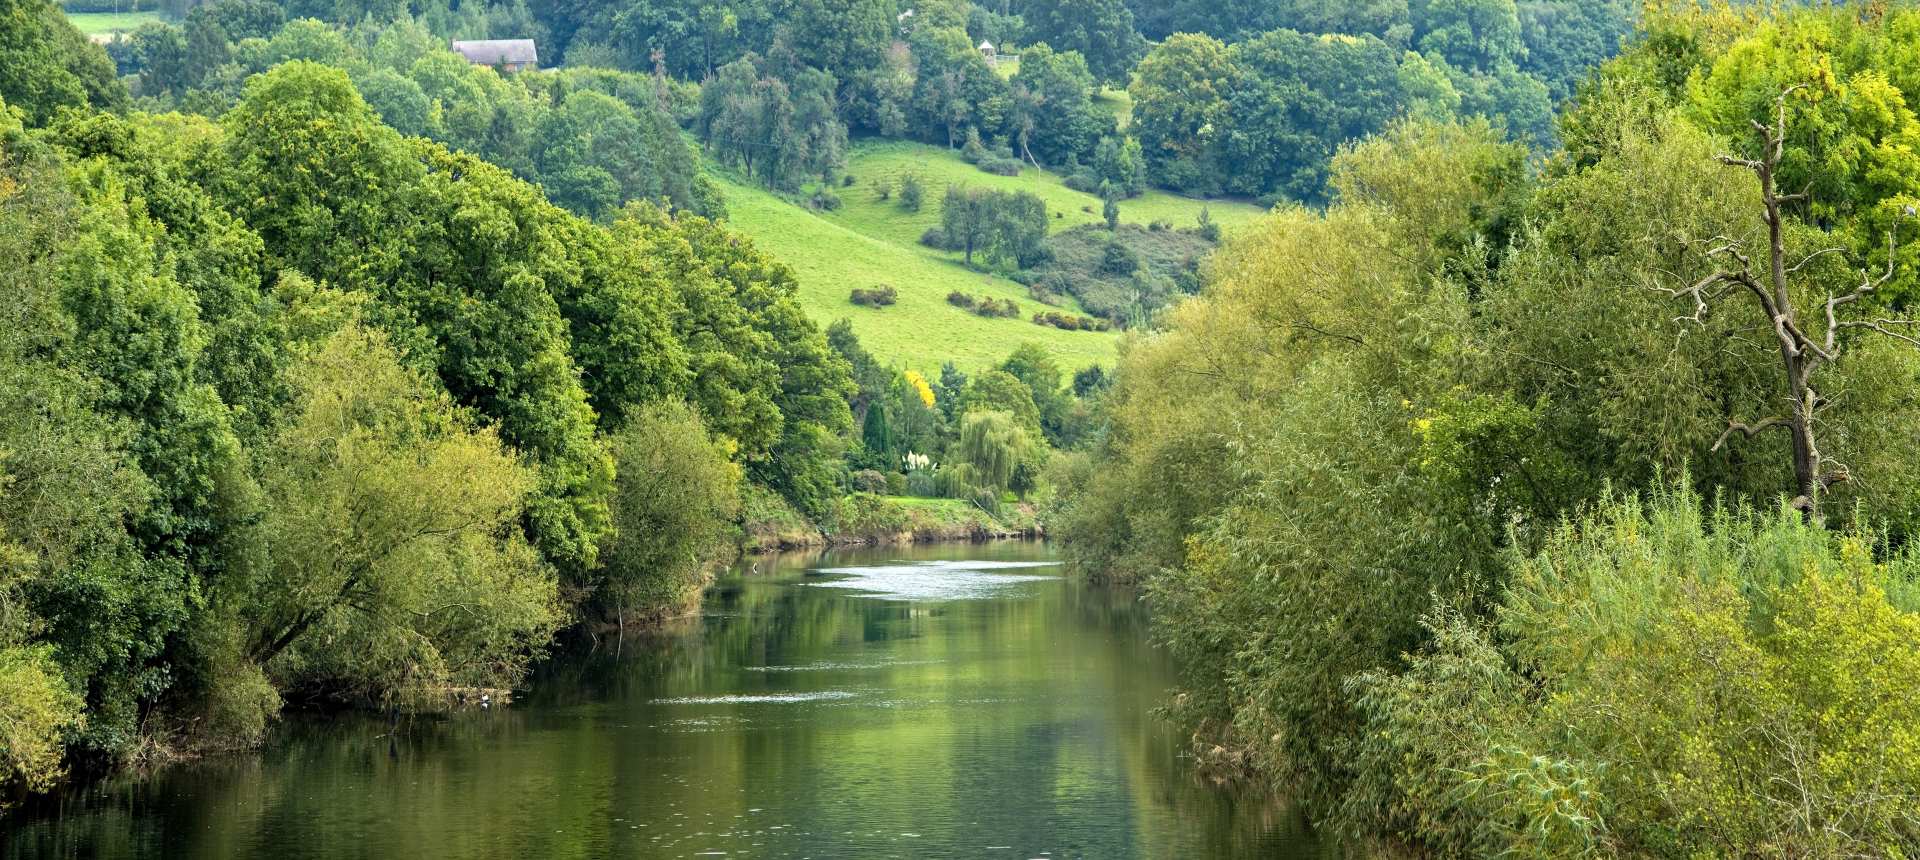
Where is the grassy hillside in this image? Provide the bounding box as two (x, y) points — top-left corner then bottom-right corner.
(709, 170), (1119, 375)
(831, 140), (1265, 251)
(707, 140), (1268, 375)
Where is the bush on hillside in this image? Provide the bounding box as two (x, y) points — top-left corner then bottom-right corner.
(849, 285), (898, 307)
(1033, 311), (1110, 331)
(900, 173), (925, 211)
(979, 156), (1023, 176)
(1020, 224), (1209, 327)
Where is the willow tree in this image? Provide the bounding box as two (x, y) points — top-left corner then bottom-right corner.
(1663, 88), (1919, 522)
(956, 410), (1031, 496)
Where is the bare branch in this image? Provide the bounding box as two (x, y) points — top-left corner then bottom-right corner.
(1836, 318), (1920, 349)
(1785, 247), (1844, 276)
(1712, 417), (1789, 452)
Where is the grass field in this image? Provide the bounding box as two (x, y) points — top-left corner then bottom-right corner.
(64, 10), (163, 36)
(828, 140), (1265, 252)
(711, 170), (1118, 375)
(707, 140), (1269, 376)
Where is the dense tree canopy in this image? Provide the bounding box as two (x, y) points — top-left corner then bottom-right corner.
(0, 44), (856, 799)
(1060, 3), (1920, 853)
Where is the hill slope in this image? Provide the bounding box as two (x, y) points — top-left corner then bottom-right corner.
(708, 140), (1268, 375)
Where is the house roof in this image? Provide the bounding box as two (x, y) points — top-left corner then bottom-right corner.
(450, 39), (539, 66)
(978, 40), (994, 51)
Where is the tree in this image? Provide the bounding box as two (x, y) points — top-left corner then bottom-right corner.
(899, 172), (925, 211)
(907, 25), (1009, 147)
(1411, 0), (1525, 72)
(1001, 343), (1069, 444)
(0, 0), (126, 123)
(861, 399), (896, 464)
(1128, 33), (1234, 193)
(1218, 28), (1407, 201)
(698, 55), (848, 191)
(1091, 135), (1145, 197)
(600, 400), (741, 622)
(956, 410), (1032, 496)
(942, 185), (993, 265)
(1020, 0), (1145, 86)
(963, 369), (1043, 438)
(221, 63), (615, 578)
(941, 186), (1050, 268)
(1008, 43), (1112, 166)
(249, 323), (561, 705)
(1659, 89), (1920, 522)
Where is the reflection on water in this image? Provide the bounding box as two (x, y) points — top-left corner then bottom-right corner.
(6, 543), (1328, 859)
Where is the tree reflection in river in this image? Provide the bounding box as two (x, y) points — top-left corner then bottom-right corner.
(7, 543), (1328, 859)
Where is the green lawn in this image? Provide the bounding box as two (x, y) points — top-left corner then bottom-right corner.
(64, 10), (163, 35)
(706, 140), (1269, 376)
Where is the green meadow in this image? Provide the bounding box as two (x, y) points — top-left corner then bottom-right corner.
(63, 10), (162, 35)
(708, 142), (1265, 376)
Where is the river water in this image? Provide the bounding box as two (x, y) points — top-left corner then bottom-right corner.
(7, 543), (1327, 859)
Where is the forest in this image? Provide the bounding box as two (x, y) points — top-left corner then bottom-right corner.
(4, 0), (1117, 801)
(7, 0), (1920, 855)
(1058, 2), (1920, 856)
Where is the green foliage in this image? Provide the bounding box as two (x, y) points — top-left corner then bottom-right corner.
(0, 42), (858, 795)
(0, 646), (84, 805)
(1490, 489), (1920, 857)
(0, 0), (126, 123)
(955, 410), (1032, 496)
(600, 400), (742, 619)
(962, 368), (1042, 439)
(1062, 7), (1920, 849)
(939, 184), (1050, 268)
(698, 54), (848, 192)
(1008, 43), (1114, 167)
(249, 322), (561, 705)
(1020, 0), (1144, 85)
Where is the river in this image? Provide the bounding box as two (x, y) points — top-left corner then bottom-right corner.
(6, 543), (1327, 859)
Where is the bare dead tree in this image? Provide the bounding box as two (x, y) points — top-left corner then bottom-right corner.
(1660, 86), (1919, 522)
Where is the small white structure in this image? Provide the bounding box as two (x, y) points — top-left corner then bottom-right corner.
(450, 39), (539, 72)
(978, 40), (997, 67)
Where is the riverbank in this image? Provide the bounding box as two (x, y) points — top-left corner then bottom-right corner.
(740, 488), (1043, 553)
(5, 544), (1324, 859)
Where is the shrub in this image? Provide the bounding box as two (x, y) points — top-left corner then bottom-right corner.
(978, 156), (1023, 176)
(946, 290), (978, 309)
(961, 127), (989, 163)
(1033, 311), (1110, 331)
(885, 472), (908, 496)
(1196, 206), (1221, 242)
(842, 173), (857, 187)
(602, 400), (743, 618)
(1099, 240), (1139, 276)
(850, 285), (898, 307)
(974, 297), (1020, 318)
(920, 227), (953, 249)
(900, 173), (925, 211)
(1064, 172), (1101, 194)
(850, 469), (889, 494)
(907, 469), (938, 497)
(0, 646), (85, 806)
(809, 187), (842, 211)
(872, 176), (892, 201)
